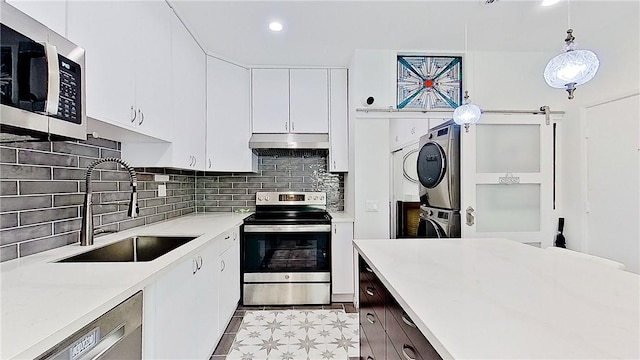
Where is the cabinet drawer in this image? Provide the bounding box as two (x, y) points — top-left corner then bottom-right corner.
(386, 334), (402, 360)
(360, 308), (386, 360)
(360, 256), (376, 282)
(386, 312), (424, 360)
(387, 296), (442, 360)
(218, 228), (238, 254)
(360, 327), (375, 360)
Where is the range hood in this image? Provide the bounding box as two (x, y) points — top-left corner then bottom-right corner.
(249, 133), (329, 149)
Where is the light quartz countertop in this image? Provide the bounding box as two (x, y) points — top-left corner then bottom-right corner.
(1, 213), (250, 360)
(354, 238), (640, 359)
(329, 211), (354, 223)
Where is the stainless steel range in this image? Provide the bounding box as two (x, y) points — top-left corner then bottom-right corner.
(241, 191), (331, 305)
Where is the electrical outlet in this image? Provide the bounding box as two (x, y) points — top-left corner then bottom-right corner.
(158, 184), (167, 197)
(365, 200), (379, 212)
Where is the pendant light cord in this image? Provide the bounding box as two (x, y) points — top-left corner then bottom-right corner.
(567, 0), (571, 29)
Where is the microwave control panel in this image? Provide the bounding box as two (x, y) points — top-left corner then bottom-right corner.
(54, 55), (82, 124)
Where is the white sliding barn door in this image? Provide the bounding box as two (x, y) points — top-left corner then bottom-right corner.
(461, 113), (557, 247)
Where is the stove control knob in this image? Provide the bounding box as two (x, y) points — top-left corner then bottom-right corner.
(320, 195), (325, 201)
(265, 196), (270, 201)
(257, 195), (263, 202)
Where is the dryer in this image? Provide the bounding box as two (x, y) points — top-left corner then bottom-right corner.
(417, 120), (461, 210)
(417, 206), (461, 238)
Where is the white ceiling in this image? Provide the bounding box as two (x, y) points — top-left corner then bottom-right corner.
(168, 0), (639, 67)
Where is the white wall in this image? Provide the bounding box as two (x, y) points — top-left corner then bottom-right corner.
(347, 30), (640, 268)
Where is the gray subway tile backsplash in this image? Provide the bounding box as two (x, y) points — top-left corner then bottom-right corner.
(0, 142), (344, 262)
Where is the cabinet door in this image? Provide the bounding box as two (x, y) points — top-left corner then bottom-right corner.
(171, 14), (206, 170)
(289, 69), (329, 133)
(218, 236), (240, 333)
(6, 0), (66, 36)
(251, 69), (290, 133)
(67, 1), (136, 128)
(329, 69), (349, 172)
(133, 1), (171, 141)
(153, 256), (198, 359)
(331, 222), (355, 297)
(207, 57), (255, 172)
(193, 241), (221, 359)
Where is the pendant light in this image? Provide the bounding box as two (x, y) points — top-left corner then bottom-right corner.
(453, 20), (482, 132)
(543, 0), (600, 99)
(453, 91), (482, 132)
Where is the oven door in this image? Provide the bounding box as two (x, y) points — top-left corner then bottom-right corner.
(241, 224), (331, 305)
(242, 224), (331, 274)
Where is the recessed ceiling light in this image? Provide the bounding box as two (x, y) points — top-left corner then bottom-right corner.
(542, 0), (561, 6)
(269, 22), (283, 32)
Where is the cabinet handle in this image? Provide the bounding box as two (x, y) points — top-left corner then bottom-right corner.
(402, 344), (417, 360)
(138, 109), (144, 125)
(291, 122), (295, 131)
(130, 106), (136, 123)
(285, 122), (288, 131)
(221, 259), (226, 272)
(192, 258), (198, 274)
(333, 160), (336, 169)
(365, 287), (375, 296)
(367, 357), (374, 360)
(334, 225), (337, 234)
(208, 159), (212, 169)
(401, 312), (417, 328)
(198, 255), (203, 270)
(366, 313), (375, 324)
(193, 157), (196, 167)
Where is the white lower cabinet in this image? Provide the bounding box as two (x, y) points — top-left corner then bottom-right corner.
(148, 240), (219, 359)
(331, 221), (355, 301)
(143, 227), (241, 359)
(218, 229), (240, 332)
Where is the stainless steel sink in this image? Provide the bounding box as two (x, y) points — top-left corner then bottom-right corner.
(56, 236), (198, 263)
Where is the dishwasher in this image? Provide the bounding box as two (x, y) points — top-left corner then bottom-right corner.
(36, 291), (143, 360)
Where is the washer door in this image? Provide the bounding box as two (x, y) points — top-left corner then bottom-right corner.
(417, 218), (447, 238)
(417, 142), (446, 189)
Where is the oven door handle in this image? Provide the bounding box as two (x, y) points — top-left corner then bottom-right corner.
(243, 224), (331, 233)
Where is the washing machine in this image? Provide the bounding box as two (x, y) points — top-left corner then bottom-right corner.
(417, 120), (461, 210)
(416, 206), (461, 238)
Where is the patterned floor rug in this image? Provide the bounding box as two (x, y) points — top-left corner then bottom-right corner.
(225, 309), (359, 360)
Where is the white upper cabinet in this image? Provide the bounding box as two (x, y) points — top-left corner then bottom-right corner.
(207, 57), (256, 172)
(251, 68), (330, 134)
(67, 1), (136, 133)
(6, 0), (66, 36)
(329, 69), (349, 172)
(169, 14), (206, 170)
(132, 1), (172, 141)
(289, 69), (329, 133)
(120, 12), (206, 170)
(67, 1), (171, 141)
(251, 68), (290, 133)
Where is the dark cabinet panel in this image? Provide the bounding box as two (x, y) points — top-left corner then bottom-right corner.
(359, 255), (443, 360)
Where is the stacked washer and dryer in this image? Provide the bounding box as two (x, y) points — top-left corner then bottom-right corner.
(416, 120), (462, 238)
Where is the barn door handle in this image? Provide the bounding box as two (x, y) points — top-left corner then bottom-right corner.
(466, 206), (475, 227)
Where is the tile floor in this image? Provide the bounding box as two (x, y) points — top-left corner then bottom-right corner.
(211, 304), (359, 360)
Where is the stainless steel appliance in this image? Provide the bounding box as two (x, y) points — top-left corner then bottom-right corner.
(1, 2), (86, 141)
(242, 191), (331, 305)
(417, 206), (461, 238)
(36, 291), (143, 360)
(417, 120), (460, 210)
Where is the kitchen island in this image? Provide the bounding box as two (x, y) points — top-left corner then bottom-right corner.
(354, 238), (640, 359)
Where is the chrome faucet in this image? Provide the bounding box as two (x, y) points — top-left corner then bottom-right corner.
(80, 158), (139, 246)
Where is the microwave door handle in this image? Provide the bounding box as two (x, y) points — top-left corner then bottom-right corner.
(43, 42), (60, 116)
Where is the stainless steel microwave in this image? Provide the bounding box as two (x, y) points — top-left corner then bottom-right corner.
(0, 2), (86, 141)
